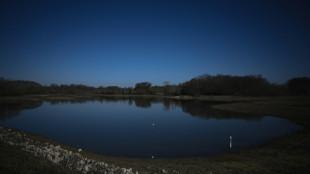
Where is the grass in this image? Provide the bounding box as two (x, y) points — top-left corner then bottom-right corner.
(1, 95), (310, 173)
(0, 141), (75, 174)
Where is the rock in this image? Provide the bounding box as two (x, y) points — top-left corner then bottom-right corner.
(53, 156), (63, 164)
(104, 163), (108, 168)
(128, 168), (133, 173)
(0, 127), (138, 174)
(84, 165), (90, 172)
(55, 145), (61, 150)
(47, 154), (53, 161)
(8, 141), (14, 146)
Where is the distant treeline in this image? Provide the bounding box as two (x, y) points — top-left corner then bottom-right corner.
(0, 78), (43, 96)
(181, 74), (283, 96)
(0, 74), (310, 96)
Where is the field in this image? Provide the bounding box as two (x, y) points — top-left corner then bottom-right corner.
(1, 95), (310, 174)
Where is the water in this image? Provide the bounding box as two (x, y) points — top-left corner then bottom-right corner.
(0, 97), (301, 158)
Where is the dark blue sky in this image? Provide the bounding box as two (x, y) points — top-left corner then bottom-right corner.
(1, 0), (309, 87)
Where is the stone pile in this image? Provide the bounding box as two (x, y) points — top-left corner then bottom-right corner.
(0, 127), (137, 174)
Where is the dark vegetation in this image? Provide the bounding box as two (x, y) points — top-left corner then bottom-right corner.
(1, 75), (310, 97)
(0, 77), (43, 96)
(181, 74), (285, 96)
(0, 141), (75, 174)
(287, 77), (310, 95)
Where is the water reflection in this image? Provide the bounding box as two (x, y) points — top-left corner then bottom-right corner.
(0, 101), (43, 120)
(0, 97), (262, 121)
(134, 98), (152, 108)
(0, 96), (301, 158)
(179, 100), (262, 121)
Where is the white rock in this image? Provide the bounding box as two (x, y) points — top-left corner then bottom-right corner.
(55, 145), (61, 150)
(53, 156), (62, 164)
(84, 165), (89, 172)
(54, 152), (60, 157)
(47, 154), (53, 161)
(104, 163), (108, 168)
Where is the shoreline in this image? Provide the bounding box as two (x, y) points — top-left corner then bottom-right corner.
(1, 95), (310, 173)
(0, 93), (276, 102)
(0, 126), (140, 174)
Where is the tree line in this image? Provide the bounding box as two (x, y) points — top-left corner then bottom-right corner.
(0, 74), (309, 96)
(181, 74), (283, 96)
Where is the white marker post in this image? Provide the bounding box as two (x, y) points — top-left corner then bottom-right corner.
(229, 136), (232, 150)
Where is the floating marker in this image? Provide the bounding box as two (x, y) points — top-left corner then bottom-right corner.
(229, 136), (232, 150)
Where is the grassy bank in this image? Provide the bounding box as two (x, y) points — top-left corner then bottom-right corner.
(1, 95), (310, 173)
(0, 140), (75, 174)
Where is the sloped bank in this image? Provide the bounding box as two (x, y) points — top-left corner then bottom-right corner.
(0, 126), (139, 174)
(1, 96), (309, 173)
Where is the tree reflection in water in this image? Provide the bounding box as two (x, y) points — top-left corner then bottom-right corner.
(0, 97), (262, 121)
(0, 101), (43, 120)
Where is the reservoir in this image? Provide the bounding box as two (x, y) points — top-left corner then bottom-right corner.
(0, 97), (301, 158)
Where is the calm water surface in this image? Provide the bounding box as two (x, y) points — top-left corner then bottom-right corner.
(0, 98), (301, 158)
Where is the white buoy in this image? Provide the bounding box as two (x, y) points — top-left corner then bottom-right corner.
(229, 136), (232, 150)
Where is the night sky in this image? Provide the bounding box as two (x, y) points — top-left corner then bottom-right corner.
(1, 0), (309, 87)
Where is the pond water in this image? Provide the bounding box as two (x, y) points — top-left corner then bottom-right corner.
(0, 97), (301, 158)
